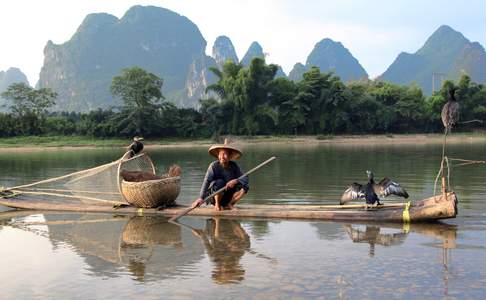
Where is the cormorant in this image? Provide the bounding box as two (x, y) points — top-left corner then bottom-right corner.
(441, 87), (460, 133)
(127, 136), (144, 157)
(341, 170), (409, 205)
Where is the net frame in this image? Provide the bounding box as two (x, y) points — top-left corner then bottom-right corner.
(2, 152), (157, 206)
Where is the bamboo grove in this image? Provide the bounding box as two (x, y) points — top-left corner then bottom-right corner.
(1, 59), (485, 139)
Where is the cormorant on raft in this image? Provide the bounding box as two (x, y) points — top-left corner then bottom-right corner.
(127, 136), (144, 157)
(341, 170), (409, 205)
(441, 87), (460, 133)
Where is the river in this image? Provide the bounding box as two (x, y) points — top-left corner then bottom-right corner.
(1, 141), (485, 299)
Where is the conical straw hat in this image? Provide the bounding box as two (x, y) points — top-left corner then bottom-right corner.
(208, 138), (242, 160)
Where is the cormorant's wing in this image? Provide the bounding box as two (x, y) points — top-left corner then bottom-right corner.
(441, 101), (460, 130)
(341, 183), (365, 205)
(375, 178), (409, 198)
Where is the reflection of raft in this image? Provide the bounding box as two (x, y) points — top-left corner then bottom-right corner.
(8, 213), (205, 282)
(0, 192), (458, 223)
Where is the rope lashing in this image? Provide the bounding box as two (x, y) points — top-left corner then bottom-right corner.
(0, 189), (22, 199)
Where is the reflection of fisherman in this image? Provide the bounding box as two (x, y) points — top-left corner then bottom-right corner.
(192, 218), (250, 284)
(191, 139), (249, 211)
(127, 136), (144, 157)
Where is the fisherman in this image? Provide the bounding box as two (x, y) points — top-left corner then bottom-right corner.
(191, 139), (249, 211)
(127, 136), (144, 157)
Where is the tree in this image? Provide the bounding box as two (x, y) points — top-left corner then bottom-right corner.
(294, 67), (347, 134)
(110, 67), (166, 137)
(267, 77), (301, 134)
(206, 61), (243, 134)
(206, 58), (279, 135)
(1, 83), (57, 117)
(1, 82), (57, 134)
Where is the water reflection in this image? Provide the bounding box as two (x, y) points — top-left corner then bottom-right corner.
(2, 209), (481, 299)
(189, 218), (251, 284)
(119, 217), (184, 282)
(344, 225), (407, 257)
(311, 221), (458, 258)
(0, 211), (270, 285)
(1, 212), (205, 282)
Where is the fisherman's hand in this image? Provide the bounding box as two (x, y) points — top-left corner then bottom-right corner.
(226, 179), (238, 190)
(191, 198), (204, 208)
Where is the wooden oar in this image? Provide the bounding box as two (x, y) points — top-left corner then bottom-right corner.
(169, 156), (277, 222)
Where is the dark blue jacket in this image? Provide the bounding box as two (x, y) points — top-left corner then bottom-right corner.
(199, 161), (249, 198)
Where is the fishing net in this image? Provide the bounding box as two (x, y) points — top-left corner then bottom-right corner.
(1, 152), (158, 206)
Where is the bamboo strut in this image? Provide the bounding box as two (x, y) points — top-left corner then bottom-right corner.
(14, 218), (126, 226)
(10, 189), (126, 205)
(17, 187), (120, 196)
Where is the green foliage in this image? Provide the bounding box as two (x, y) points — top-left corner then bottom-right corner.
(0, 113), (18, 137)
(1, 83), (57, 135)
(111, 67), (164, 108)
(1, 64), (484, 140)
(1, 83), (57, 117)
(111, 67), (167, 137)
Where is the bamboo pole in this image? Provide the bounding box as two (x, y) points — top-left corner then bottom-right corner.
(238, 202), (409, 210)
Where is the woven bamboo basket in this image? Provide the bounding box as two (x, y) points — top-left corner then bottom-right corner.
(121, 175), (181, 208)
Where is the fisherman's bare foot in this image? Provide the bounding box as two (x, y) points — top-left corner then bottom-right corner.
(215, 205), (222, 211)
(225, 204), (237, 210)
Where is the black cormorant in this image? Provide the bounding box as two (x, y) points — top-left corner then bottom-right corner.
(441, 87), (460, 133)
(127, 136), (144, 157)
(341, 170), (409, 205)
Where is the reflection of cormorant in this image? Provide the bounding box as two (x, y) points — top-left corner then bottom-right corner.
(192, 218), (250, 284)
(344, 224), (408, 257)
(341, 170), (409, 205)
(127, 136), (144, 157)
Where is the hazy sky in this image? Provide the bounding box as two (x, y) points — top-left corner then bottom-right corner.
(1, 0), (485, 85)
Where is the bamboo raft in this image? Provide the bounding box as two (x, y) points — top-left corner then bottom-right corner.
(0, 192), (458, 223)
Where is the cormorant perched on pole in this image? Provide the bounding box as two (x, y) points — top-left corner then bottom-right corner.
(127, 136), (144, 157)
(441, 87), (460, 134)
(439, 87), (459, 194)
(341, 170), (409, 206)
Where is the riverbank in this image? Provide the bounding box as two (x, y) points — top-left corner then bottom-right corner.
(0, 133), (486, 151)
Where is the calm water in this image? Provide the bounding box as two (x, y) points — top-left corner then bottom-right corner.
(1, 142), (486, 299)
